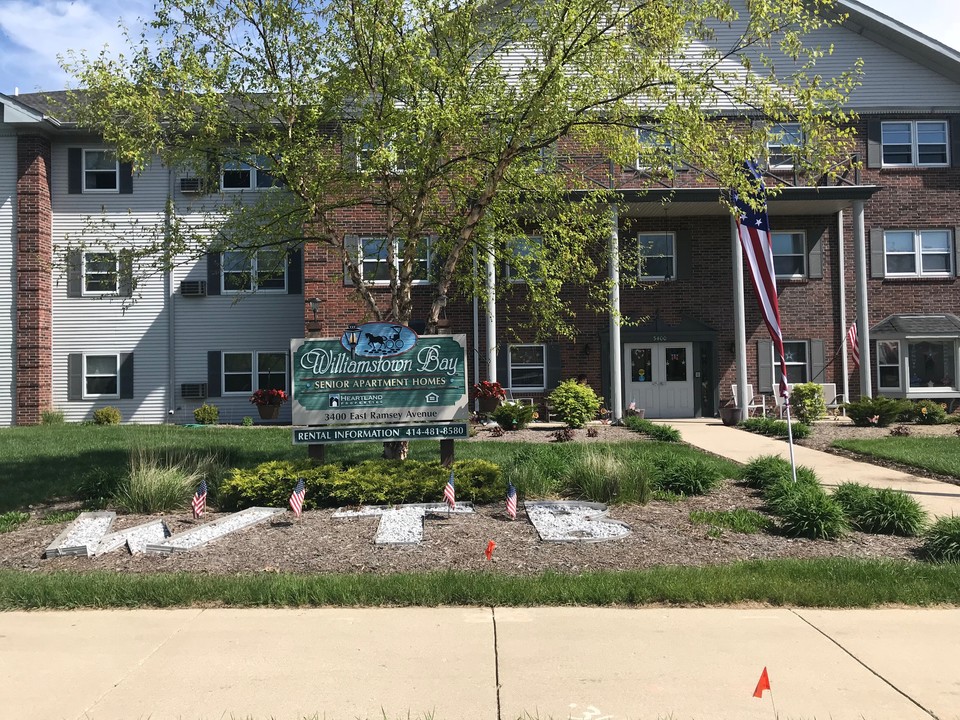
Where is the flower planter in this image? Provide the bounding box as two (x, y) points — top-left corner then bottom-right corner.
(477, 397), (501, 414)
(719, 405), (742, 426)
(257, 403), (281, 420)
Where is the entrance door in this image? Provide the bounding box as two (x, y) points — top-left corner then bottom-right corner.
(623, 343), (695, 418)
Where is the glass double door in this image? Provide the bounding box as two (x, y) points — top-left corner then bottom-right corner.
(623, 342), (695, 418)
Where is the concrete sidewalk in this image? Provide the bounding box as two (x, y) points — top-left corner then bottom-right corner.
(2, 607), (959, 720)
(665, 418), (960, 518)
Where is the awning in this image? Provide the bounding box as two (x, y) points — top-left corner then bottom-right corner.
(871, 314), (960, 338)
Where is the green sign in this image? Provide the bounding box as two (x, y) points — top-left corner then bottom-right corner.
(293, 423), (468, 444)
(291, 333), (469, 426)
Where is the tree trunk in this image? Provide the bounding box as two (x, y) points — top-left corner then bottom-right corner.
(382, 440), (410, 460)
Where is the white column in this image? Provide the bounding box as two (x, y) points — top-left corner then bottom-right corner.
(609, 203), (623, 422)
(732, 215), (749, 417)
(837, 210), (850, 405)
(852, 200), (872, 397)
(485, 247), (497, 383)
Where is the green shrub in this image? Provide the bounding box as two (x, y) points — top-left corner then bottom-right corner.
(789, 383), (826, 425)
(653, 455), (723, 496)
(689, 509), (773, 534)
(740, 455), (792, 489)
(622, 416), (682, 442)
(564, 448), (653, 504)
(762, 469), (821, 515)
(912, 400), (949, 425)
(490, 401), (536, 430)
(0, 511), (30, 534)
(193, 403), (220, 425)
(92, 406), (122, 425)
(859, 489), (928, 536)
(832, 482), (876, 527)
(40, 409), (65, 425)
(739, 417), (810, 439)
(219, 458), (502, 510)
(922, 516), (960, 562)
(548, 379), (602, 429)
(241, 416), (254, 427)
(775, 483), (848, 540)
(843, 396), (912, 427)
(113, 450), (207, 513)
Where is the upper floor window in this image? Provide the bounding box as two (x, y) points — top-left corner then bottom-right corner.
(83, 252), (118, 295)
(884, 229), (953, 277)
(882, 121), (949, 167)
(772, 231), (806, 278)
(508, 344), (546, 391)
(767, 123), (803, 168)
(357, 237), (432, 284)
(221, 156), (279, 190)
(506, 235), (543, 283)
(638, 232), (675, 280)
(222, 249), (287, 292)
(84, 150), (119, 192)
(634, 126), (673, 171)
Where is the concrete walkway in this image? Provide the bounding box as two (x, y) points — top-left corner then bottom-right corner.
(2, 607), (959, 720)
(665, 418), (960, 518)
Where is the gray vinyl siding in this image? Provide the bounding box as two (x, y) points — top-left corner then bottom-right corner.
(0, 132), (16, 426)
(50, 143), (171, 423)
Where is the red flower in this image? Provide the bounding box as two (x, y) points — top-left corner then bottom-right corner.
(250, 388), (290, 406)
(472, 380), (506, 400)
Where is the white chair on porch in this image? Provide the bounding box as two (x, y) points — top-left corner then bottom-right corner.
(731, 383), (767, 417)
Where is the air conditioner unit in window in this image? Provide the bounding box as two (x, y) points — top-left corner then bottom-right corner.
(181, 383), (208, 399)
(180, 177), (203, 194)
(180, 280), (207, 297)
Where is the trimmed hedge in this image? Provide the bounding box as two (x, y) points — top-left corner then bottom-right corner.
(623, 416), (682, 442)
(739, 417), (810, 439)
(843, 396), (912, 427)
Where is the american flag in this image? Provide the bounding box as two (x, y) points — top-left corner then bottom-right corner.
(443, 468), (456, 509)
(191, 479), (207, 519)
(505, 483), (517, 520)
(289, 477), (306, 517)
(733, 161), (789, 398)
(847, 321), (860, 369)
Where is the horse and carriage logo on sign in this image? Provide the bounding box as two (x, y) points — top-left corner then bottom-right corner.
(341, 322), (419, 357)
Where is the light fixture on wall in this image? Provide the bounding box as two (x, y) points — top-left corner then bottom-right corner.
(345, 323), (361, 358)
(307, 297), (322, 331)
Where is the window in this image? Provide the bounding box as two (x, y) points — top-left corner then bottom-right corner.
(771, 231), (806, 278)
(84, 355), (119, 397)
(355, 139), (411, 174)
(506, 235), (543, 283)
(634, 126), (673, 171)
(508, 345), (546, 390)
(221, 249), (287, 292)
(877, 340), (901, 390)
(83, 150), (119, 191)
(221, 156), (279, 190)
(357, 237), (432, 284)
(907, 340), (956, 389)
(223, 351), (287, 395)
(881, 121), (949, 167)
(767, 123), (803, 168)
(782, 341), (809, 383)
(638, 232), (675, 280)
(884, 230), (953, 277)
(83, 252), (118, 294)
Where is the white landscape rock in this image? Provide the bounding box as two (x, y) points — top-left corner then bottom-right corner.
(94, 519), (170, 555)
(333, 502), (475, 544)
(44, 512), (116, 558)
(524, 501), (631, 542)
(145, 507), (285, 555)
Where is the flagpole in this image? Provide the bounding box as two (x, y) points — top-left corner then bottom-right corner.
(782, 391), (798, 484)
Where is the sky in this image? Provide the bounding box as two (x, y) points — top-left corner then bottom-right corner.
(1, 0), (960, 96)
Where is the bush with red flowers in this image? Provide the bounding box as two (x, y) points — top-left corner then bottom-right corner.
(472, 380), (506, 401)
(250, 388), (290, 406)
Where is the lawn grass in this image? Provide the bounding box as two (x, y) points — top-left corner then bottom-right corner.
(832, 436), (960, 478)
(2, 559), (958, 609)
(689, 509), (773, 534)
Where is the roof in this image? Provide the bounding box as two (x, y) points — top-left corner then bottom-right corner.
(871, 314), (960, 338)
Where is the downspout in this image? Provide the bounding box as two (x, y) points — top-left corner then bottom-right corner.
(852, 200), (872, 397)
(609, 200), (623, 422)
(732, 215), (749, 417)
(837, 210), (849, 405)
(485, 245), (497, 383)
(472, 246), (480, 398)
(165, 172), (177, 421)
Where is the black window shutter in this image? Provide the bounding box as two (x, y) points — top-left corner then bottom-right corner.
(119, 353), (134, 399)
(866, 120), (883, 168)
(118, 162), (133, 194)
(67, 249), (83, 297)
(954, 227), (960, 276)
(675, 229), (693, 281)
(808, 226), (825, 280)
(757, 340), (773, 393)
(870, 227), (885, 279)
(206, 252), (222, 295)
(68, 148), (82, 194)
(342, 129), (358, 172)
(344, 234), (359, 286)
(952, 117), (960, 168)
(287, 247), (303, 294)
(546, 344), (563, 390)
(119, 250), (134, 297)
(207, 351), (222, 397)
(496, 345), (509, 388)
(68, 353), (83, 400)
(810, 340), (826, 383)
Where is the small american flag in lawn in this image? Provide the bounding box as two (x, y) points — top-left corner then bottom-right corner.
(443, 468), (456, 509)
(289, 477), (306, 517)
(506, 483), (517, 520)
(191, 480), (207, 519)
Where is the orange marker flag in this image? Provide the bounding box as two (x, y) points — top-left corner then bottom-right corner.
(753, 667), (771, 698)
(485, 540), (496, 560)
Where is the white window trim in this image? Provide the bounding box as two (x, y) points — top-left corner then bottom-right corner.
(906, 338), (958, 392)
(637, 231), (677, 281)
(881, 120), (949, 168)
(221, 249), (288, 293)
(634, 126), (673, 172)
(220, 157), (279, 191)
(876, 339), (902, 391)
(357, 236), (433, 285)
(772, 230), (807, 279)
(508, 343), (547, 392)
(767, 123), (804, 169)
(81, 251), (119, 296)
(770, 340), (810, 386)
(883, 229), (954, 278)
(222, 351), (289, 396)
(83, 354), (120, 399)
(82, 149), (119, 193)
(506, 235), (543, 284)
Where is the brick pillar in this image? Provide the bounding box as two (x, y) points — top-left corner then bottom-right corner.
(16, 135), (53, 425)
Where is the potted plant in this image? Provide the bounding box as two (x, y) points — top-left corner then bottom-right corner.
(472, 380), (506, 413)
(718, 399), (742, 426)
(250, 388), (289, 419)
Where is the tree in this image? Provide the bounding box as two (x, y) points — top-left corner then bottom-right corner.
(62, 0), (860, 338)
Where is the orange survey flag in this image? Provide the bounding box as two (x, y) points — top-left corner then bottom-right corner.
(485, 540), (496, 560)
(753, 667), (771, 698)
